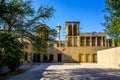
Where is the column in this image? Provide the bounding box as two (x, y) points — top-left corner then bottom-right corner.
(72, 37), (74, 47)
(101, 36), (103, 46)
(77, 36), (80, 47)
(90, 37), (92, 46)
(66, 37), (68, 47)
(79, 37), (81, 46)
(59, 41), (61, 47)
(112, 39), (115, 47)
(95, 37), (97, 46)
(84, 37), (86, 46)
(72, 23), (74, 36)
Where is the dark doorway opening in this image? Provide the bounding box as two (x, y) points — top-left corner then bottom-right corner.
(49, 54), (54, 62)
(86, 54), (90, 63)
(58, 54), (62, 62)
(37, 54), (40, 62)
(43, 54), (48, 62)
(33, 54), (40, 62)
(93, 54), (97, 63)
(79, 54), (83, 63)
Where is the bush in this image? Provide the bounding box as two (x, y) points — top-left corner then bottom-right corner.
(0, 33), (24, 71)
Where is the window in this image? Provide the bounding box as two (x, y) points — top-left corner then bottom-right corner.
(68, 37), (72, 47)
(73, 25), (77, 36)
(49, 54), (54, 61)
(86, 37), (90, 46)
(92, 37), (95, 46)
(80, 37), (84, 46)
(97, 37), (101, 46)
(86, 54), (90, 62)
(68, 25), (72, 36)
(93, 54), (97, 63)
(74, 37), (77, 47)
(79, 54), (83, 62)
(43, 54), (48, 61)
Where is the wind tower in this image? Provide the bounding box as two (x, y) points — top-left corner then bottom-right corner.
(56, 24), (61, 46)
(65, 21), (80, 47)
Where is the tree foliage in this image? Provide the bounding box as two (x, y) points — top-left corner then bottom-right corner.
(0, 0), (56, 70)
(0, 0), (54, 33)
(0, 32), (24, 71)
(103, 0), (120, 44)
(32, 24), (57, 55)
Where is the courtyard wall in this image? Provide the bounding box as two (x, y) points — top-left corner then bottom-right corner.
(97, 47), (120, 67)
(47, 44), (106, 63)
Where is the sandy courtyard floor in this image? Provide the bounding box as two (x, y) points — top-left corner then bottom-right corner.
(41, 63), (120, 80)
(7, 63), (120, 80)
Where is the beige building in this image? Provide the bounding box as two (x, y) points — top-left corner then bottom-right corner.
(33, 21), (115, 63)
(97, 47), (120, 67)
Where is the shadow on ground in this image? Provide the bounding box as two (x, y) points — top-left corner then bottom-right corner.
(7, 63), (50, 80)
(41, 68), (120, 80)
(6, 63), (120, 80)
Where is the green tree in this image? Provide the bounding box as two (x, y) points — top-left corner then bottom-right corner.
(0, 0), (55, 71)
(103, 0), (120, 45)
(0, 32), (24, 71)
(0, 0), (54, 33)
(31, 24), (57, 55)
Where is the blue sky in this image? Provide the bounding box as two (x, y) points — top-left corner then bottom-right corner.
(33, 0), (105, 40)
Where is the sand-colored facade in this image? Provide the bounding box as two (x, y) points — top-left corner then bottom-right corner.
(97, 47), (120, 67)
(32, 21), (115, 63)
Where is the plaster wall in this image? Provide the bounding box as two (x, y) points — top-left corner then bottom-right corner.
(97, 47), (120, 67)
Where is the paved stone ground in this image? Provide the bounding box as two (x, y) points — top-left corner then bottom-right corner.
(7, 63), (120, 80)
(7, 63), (49, 80)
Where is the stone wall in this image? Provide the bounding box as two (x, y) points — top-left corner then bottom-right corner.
(97, 47), (120, 67)
(47, 45), (106, 63)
